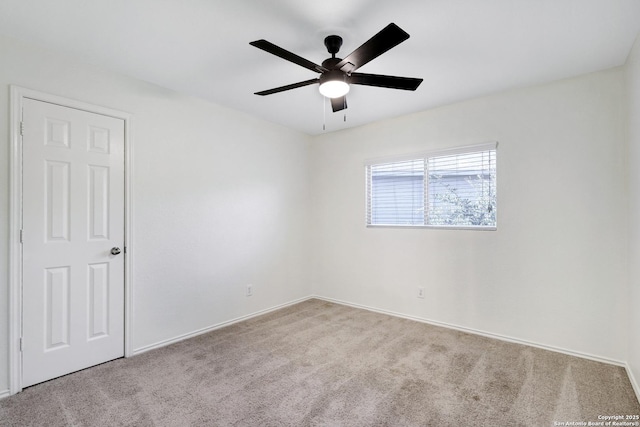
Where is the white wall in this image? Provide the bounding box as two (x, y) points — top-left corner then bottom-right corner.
(627, 33), (640, 394)
(0, 35), (312, 394)
(310, 68), (628, 362)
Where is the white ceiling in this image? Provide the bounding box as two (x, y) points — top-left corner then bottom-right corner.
(1, 0), (639, 135)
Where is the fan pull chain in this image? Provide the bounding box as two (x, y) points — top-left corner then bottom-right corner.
(343, 96), (347, 122)
(323, 96), (326, 131)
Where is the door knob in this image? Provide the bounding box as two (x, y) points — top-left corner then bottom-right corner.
(111, 247), (121, 255)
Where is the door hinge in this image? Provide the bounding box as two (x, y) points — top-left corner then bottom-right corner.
(19, 229), (23, 244)
(20, 121), (24, 136)
(19, 337), (23, 352)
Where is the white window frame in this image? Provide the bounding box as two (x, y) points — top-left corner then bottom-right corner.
(365, 142), (498, 230)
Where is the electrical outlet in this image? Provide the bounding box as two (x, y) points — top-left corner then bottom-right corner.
(417, 287), (425, 299)
(246, 284), (253, 297)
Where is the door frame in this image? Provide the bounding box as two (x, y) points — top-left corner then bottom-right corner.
(8, 86), (134, 395)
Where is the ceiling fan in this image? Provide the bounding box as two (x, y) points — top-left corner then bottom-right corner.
(250, 23), (423, 113)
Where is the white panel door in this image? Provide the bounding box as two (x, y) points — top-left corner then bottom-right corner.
(22, 98), (125, 387)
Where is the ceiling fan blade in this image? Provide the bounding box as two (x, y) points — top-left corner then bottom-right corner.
(330, 96), (347, 112)
(336, 23), (410, 73)
(255, 78), (319, 96)
(250, 40), (328, 73)
(350, 73), (423, 91)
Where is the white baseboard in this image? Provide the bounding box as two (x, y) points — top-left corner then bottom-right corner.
(312, 295), (627, 368)
(627, 363), (640, 403)
(132, 296), (313, 356)
(134, 293), (629, 370)
(0, 389), (10, 400)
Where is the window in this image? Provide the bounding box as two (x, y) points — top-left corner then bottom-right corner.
(365, 143), (497, 229)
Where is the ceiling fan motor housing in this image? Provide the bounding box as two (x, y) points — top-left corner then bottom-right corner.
(319, 69), (348, 86)
(321, 57), (343, 70)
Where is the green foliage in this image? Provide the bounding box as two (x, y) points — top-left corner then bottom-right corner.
(428, 172), (496, 226)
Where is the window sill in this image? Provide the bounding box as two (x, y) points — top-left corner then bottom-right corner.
(366, 224), (497, 231)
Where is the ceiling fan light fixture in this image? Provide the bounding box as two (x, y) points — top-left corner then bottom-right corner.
(318, 70), (350, 98)
(319, 80), (350, 98)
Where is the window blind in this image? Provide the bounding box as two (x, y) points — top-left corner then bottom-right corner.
(366, 143), (497, 228)
(366, 159), (426, 226)
(427, 149), (496, 227)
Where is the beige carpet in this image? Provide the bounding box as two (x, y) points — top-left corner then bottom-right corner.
(1, 299), (639, 426)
